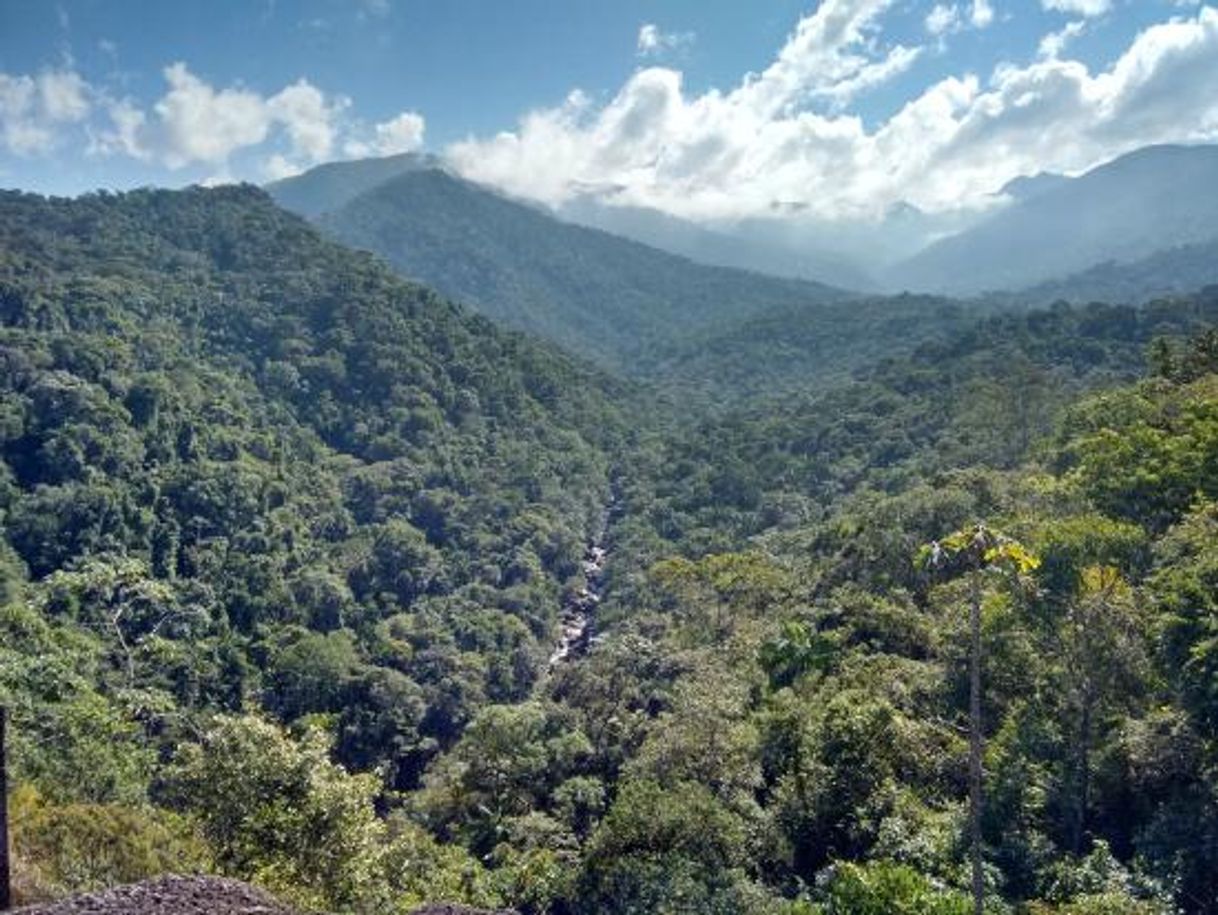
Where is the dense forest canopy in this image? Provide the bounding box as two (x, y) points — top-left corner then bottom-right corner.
(3, 184), (1218, 915)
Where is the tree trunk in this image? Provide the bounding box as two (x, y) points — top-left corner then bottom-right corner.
(969, 572), (984, 915)
(1076, 693), (1092, 855)
(1, 707), (10, 911)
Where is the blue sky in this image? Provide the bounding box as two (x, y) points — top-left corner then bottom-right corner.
(2, 1), (1216, 220)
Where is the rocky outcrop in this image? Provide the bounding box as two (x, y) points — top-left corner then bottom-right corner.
(11, 877), (517, 915)
(12, 876), (300, 914)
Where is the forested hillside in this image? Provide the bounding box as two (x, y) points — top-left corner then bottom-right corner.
(0, 185), (628, 909)
(274, 164), (986, 400)
(4, 183), (1218, 915)
(999, 240), (1218, 310)
(273, 167), (850, 370)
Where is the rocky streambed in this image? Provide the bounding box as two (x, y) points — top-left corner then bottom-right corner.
(546, 494), (619, 671)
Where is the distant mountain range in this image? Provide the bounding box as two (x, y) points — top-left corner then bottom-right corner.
(555, 194), (878, 292)
(1000, 239), (1218, 308)
(269, 163), (851, 371)
(268, 142), (1218, 369)
(888, 144), (1218, 295)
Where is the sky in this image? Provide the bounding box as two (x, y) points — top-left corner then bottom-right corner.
(2, 0), (1217, 222)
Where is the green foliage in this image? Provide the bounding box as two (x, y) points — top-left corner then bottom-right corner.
(164, 715), (387, 909)
(1059, 377), (1218, 529)
(0, 182), (622, 791)
(575, 778), (766, 914)
(819, 860), (972, 914)
(4, 182), (1218, 915)
(10, 784), (211, 904)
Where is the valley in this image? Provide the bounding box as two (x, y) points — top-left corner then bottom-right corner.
(4, 150), (1218, 915)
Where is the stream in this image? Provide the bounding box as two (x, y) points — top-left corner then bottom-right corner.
(546, 493), (619, 671)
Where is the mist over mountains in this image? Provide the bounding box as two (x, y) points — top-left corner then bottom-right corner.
(888, 144), (1218, 296)
(270, 142), (1218, 311)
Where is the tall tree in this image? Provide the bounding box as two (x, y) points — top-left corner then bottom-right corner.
(923, 524), (1040, 915)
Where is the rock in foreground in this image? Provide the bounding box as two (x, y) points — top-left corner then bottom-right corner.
(11, 875), (516, 915)
(12, 876), (299, 914)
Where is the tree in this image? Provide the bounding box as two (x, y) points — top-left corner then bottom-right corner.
(1058, 566), (1147, 854)
(921, 524), (1039, 915)
(821, 860), (971, 915)
(163, 714), (386, 911)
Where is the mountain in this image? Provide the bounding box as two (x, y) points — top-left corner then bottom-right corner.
(264, 151), (439, 217)
(1000, 239), (1218, 308)
(998, 171), (1069, 203)
(889, 144), (1218, 294)
(273, 166), (851, 370)
(555, 194), (877, 291)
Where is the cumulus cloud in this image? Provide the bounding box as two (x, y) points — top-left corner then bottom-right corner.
(89, 97), (148, 158)
(447, 4), (1218, 221)
(1042, 0), (1111, 16)
(0, 68), (90, 154)
(972, 0), (995, 28)
(155, 63), (271, 167)
(146, 65), (421, 172)
(267, 79), (348, 162)
(637, 23), (695, 58)
(371, 111), (425, 153)
(1, 59), (423, 178)
(342, 111), (426, 159)
(926, 5), (961, 35)
(149, 65), (355, 170)
(926, 0), (994, 37)
(263, 153), (302, 181)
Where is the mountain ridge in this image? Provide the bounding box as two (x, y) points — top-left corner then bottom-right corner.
(889, 143), (1218, 294)
(271, 165), (853, 370)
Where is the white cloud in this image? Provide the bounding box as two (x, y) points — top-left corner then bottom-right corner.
(155, 63), (270, 167)
(0, 68), (91, 154)
(343, 110), (426, 158)
(2, 60), (425, 177)
(637, 23), (695, 58)
(447, 4), (1218, 221)
(449, 0), (923, 216)
(732, 0), (919, 114)
(39, 70), (90, 122)
(1042, 0), (1111, 16)
(89, 97), (148, 158)
(926, 5), (961, 36)
(267, 79), (348, 162)
(263, 152), (302, 180)
(926, 1), (994, 37)
(371, 111), (425, 153)
(149, 64), (361, 172)
(1039, 19), (1088, 58)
